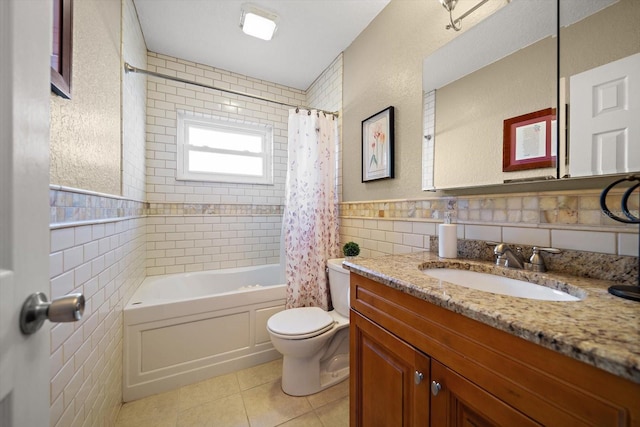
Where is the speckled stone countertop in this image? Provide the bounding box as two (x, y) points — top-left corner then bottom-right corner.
(343, 252), (640, 384)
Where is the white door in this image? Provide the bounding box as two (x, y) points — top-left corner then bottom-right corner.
(0, 0), (52, 425)
(569, 52), (640, 177)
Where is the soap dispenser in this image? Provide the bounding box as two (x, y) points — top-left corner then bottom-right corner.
(438, 212), (457, 259)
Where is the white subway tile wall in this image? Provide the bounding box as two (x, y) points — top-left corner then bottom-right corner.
(144, 51), (343, 275)
(49, 217), (146, 427)
(145, 215), (281, 274)
(307, 54), (343, 201)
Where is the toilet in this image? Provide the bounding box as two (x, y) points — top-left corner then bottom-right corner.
(267, 258), (350, 396)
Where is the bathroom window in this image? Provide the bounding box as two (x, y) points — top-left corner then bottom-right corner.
(177, 111), (273, 184)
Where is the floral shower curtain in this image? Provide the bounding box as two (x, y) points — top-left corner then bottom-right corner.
(283, 109), (340, 310)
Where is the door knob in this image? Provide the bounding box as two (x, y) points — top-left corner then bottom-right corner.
(20, 292), (85, 335)
(414, 371), (424, 385)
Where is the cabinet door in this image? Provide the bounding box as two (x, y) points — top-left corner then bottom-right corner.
(430, 360), (542, 427)
(351, 311), (430, 427)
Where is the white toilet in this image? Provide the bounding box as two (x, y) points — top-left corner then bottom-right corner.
(267, 258), (350, 396)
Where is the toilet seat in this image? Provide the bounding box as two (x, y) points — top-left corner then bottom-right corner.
(267, 307), (335, 339)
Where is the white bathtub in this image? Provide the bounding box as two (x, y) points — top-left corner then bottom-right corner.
(123, 264), (286, 402)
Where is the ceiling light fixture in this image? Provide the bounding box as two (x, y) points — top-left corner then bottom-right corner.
(240, 4), (278, 41)
(439, 0), (489, 31)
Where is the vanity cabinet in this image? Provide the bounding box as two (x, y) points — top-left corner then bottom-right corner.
(349, 273), (640, 427)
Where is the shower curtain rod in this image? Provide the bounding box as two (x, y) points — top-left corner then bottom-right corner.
(124, 63), (339, 117)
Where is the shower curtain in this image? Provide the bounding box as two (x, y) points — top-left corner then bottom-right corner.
(283, 109), (340, 310)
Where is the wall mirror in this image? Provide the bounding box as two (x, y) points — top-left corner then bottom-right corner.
(422, 0), (639, 190)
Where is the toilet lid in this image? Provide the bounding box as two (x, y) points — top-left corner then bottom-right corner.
(268, 307), (334, 337)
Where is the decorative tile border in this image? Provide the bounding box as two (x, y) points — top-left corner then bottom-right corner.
(147, 203), (283, 216)
(49, 187), (284, 226)
(49, 186), (147, 225)
(339, 189), (639, 230)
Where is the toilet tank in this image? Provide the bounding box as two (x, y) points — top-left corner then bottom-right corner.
(327, 258), (350, 317)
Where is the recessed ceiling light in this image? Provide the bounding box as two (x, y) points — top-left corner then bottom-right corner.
(240, 4), (278, 41)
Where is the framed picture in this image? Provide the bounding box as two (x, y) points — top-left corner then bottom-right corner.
(503, 108), (556, 172)
(362, 106), (394, 182)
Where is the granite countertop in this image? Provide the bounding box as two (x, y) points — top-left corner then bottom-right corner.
(343, 252), (640, 384)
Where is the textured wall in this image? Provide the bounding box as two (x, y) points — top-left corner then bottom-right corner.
(50, 0), (122, 195)
(342, 0), (500, 202)
(343, 0), (639, 200)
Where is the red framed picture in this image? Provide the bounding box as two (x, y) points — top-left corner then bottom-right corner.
(503, 108), (556, 172)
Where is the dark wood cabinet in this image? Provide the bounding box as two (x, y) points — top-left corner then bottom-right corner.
(350, 272), (640, 427)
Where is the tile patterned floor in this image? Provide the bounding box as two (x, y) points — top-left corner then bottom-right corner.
(115, 359), (349, 427)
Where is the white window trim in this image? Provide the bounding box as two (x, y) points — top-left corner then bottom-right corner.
(177, 111), (274, 184)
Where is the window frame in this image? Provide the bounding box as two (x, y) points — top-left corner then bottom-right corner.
(51, 0), (73, 99)
(176, 111), (274, 185)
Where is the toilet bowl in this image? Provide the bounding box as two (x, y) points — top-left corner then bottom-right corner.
(267, 258), (350, 396)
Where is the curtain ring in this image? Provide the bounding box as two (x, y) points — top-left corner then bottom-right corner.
(322, 111), (326, 117)
(295, 107), (299, 113)
(316, 111), (319, 117)
(307, 110), (311, 116)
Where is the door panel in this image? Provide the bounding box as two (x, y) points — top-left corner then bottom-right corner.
(0, 0), (52, 425)
(352, 311), (430, 427)
(430, 360), (541, 427)
(569, 52), (640, 176)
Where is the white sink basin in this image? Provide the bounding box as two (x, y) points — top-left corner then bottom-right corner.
(422, 268), (581, 301)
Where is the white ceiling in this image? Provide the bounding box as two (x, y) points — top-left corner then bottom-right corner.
(133, 0), (391, 90)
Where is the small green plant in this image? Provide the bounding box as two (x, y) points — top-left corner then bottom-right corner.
(343, 241), (360, 257)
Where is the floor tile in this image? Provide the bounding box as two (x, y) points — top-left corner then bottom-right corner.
(115, 360), (350, 427)
(115, 415), (177, 427)
(242, 380), (312, 427)
(315, 397), (349, 427)
(177, 393), (249, 427)
(179, 372), (241, 411)
(236, 358), (283, 391)
(117, 389), (179, 424)
(276, 411), (324, 427)
(306, 379), (349, 410)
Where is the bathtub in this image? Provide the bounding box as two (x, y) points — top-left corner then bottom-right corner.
(123, 264), (286, 402)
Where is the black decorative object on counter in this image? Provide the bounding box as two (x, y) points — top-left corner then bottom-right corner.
(600, 174), (640, 302)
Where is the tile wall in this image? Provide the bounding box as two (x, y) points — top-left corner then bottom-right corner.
(49, 188), (146, 427)
(47, 1), (148, 425)
(144, 52), (344, 275)
(339, 189), (639, 283)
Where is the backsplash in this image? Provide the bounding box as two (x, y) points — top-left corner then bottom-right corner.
(339, 189), (639, 285)
(445, 239), (638, 285)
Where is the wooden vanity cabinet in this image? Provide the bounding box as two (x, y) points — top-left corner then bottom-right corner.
(349, 273), (640, 427)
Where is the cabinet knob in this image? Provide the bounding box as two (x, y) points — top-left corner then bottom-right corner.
(414, 371), (424, 385)
(431, 381), (442, 396)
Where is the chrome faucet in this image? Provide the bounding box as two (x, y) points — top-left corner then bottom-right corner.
(489, 243), (561, 272)
(493, 243), (525, 269)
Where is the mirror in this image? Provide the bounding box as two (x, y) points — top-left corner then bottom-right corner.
(422, 0), (639, 190)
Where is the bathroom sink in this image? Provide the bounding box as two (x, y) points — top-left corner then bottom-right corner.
(421, 268), (582, 301)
